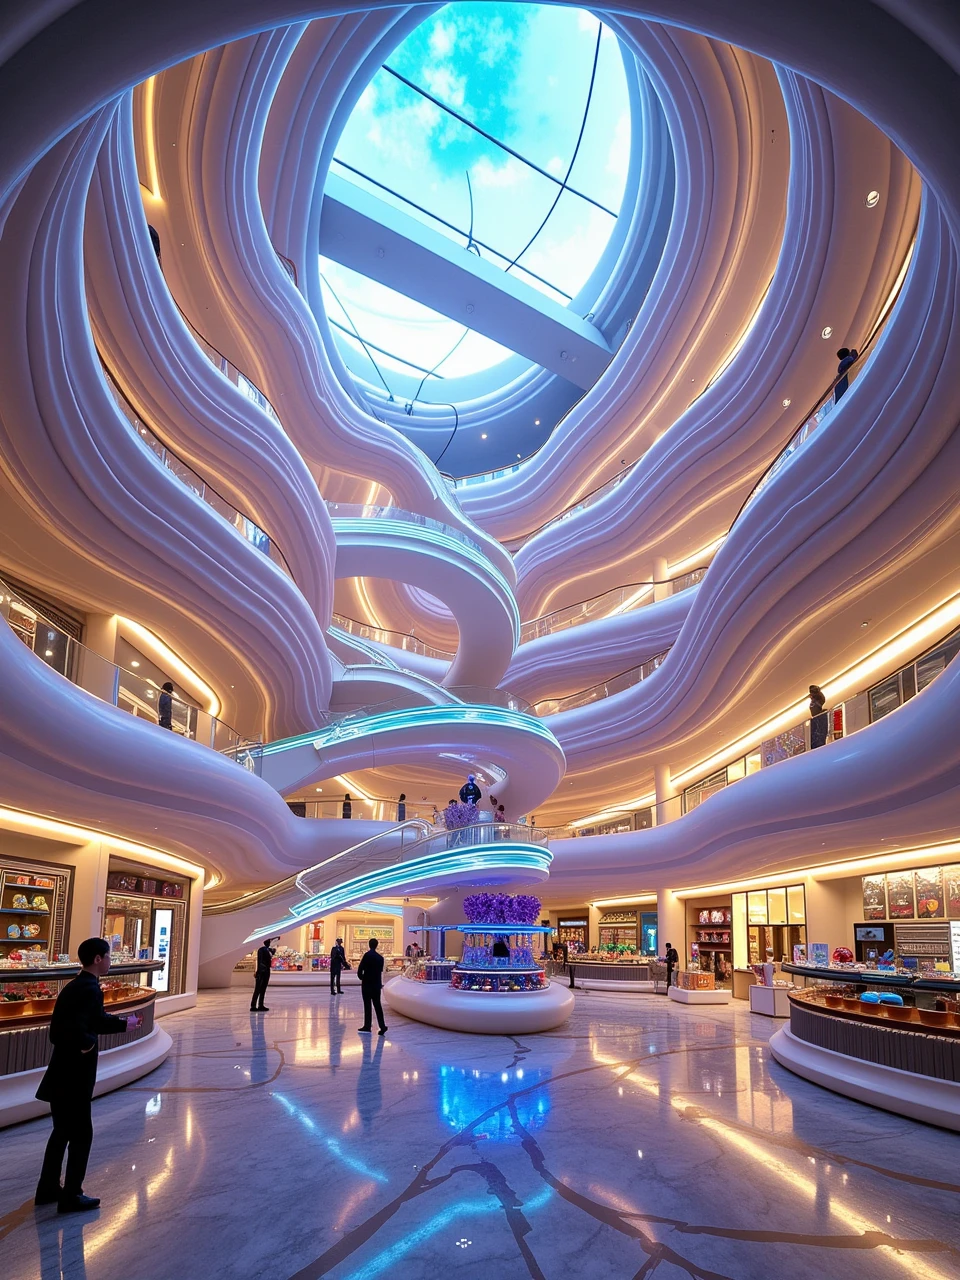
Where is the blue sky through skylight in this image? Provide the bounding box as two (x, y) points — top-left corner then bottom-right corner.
(321, 2), (631, 392)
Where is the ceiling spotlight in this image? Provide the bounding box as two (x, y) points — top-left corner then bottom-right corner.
(860, 620), (869, 629)
(821, 326), (833, 339)
(316, 787), (323, 792)
(782, 398), (791, 407)
(44, 649), (54, 657)
(130, 660), (140, 667)
(534, 418), (540, 425)
(865, 190), (880, 208)
(481, 433), (487, 439)
(516, 453), (522, 459)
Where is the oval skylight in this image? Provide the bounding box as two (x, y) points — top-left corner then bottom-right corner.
(320, 1), (632, 400)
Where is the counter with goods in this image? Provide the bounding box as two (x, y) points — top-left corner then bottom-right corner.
(769, 967), (960, 1131)
(0, 960), (171, 1128)
(384, 897), (574, 1033)
(564, 959), (661, 992)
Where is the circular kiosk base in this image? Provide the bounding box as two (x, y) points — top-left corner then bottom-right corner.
(383, 976), (574, 1034)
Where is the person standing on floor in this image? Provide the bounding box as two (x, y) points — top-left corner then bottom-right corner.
(459, 774), (481, 806)
(157, 681), (174, 731)
(330, 937), (348, 995)
(357, 938), (388, 1036)
(664, 942), (679, 990)
(35, 937), (142, 1213)
(342, 793), (352, 819)
(397, 793), (406, 822)
(809, 683), (829, 749)
(250, 937), (276, 1012)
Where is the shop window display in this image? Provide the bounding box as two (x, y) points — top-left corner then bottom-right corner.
(103, 861), (188, 995)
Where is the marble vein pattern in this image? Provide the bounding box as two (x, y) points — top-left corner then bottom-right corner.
(1, 987), (959, 1279)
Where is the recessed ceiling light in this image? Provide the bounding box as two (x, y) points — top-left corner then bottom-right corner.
(865, 190), (880, 208)
(130, 660), (140, 667)
(316, 787), (323, 792)
(782, 398), (791, 407)
(534, 419), (540, 425)
(821, 326), (833, 339)
(480, 433), (487, 439)
(517, 453), (522, 458)
(44, 649), (53, 657)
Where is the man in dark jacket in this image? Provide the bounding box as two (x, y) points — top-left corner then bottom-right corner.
(35, 937), (140, 1213)
(458, 774), (481, 806)
(157, 681), (174, 730)
(357, 938), (387, 1035)
(664, 943), (679, 991)
(330, 937), (348, 995)
(250, 937), (275, 1012)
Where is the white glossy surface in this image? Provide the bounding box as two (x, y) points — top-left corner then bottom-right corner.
(3, 987), (959, 1277)
(0, 1024), (172, 1129)
(668, 986), (732, 1004)
(383, 975), (575, 1034)
(770, 1024), (960, 1133)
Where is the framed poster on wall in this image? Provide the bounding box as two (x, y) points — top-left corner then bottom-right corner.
(886, 870), (916, 919)
(861, 874), (887, 921)
(944, 866), (960, 918)
(915, 867), (945, 919)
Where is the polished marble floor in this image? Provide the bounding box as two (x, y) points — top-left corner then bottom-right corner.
(2, 985), (959, 1279)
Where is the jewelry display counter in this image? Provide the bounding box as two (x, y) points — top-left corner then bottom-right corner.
(0, 961), (171, 1127)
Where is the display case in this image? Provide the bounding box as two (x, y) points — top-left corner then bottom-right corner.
(0, 961), (163, 1077)
(405, 959), (457, 984)
(103, 859), (188, 995)
(450, 925), (551, 994)
(0, 859), (71, 965)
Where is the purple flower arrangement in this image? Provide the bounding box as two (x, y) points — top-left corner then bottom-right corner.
(443, 801), (479, 830)
(462, 892), (542, 925)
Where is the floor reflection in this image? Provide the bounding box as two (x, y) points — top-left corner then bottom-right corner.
(3, 987), (959, 1280)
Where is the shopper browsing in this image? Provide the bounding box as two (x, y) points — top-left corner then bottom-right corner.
(35, 938), (142, 1213)
(357, 938), (388, 1036)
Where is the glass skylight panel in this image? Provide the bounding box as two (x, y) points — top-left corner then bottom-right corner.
(322, 1), (632, 392)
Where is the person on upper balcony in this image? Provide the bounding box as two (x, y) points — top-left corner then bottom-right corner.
(809, 684), (829, 749)
(157, 681), (174, 731)
(834, 347), (859, 403)
(459, 774), (481, 806)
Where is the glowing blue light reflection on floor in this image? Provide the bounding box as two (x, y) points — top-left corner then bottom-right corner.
(438, 1064), (550, 1139)
(272, 1091), (389, 1183)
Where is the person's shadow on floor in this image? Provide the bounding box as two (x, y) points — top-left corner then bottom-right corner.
(356, 1033), (384, 1133)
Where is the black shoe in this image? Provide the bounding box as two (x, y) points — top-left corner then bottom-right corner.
(358, 1026), (371, 1033)
(378, 1027), (388, 1036)
(257, 1006), (269, 1012)
(58, 1194), (100, 1214)
(35, 1185), (61, 1206)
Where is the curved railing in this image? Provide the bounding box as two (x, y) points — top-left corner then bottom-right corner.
(331, 612), (455, 662)
(99, 358), (293, 578)
(520, 569), (707, 643)
(325, 501), (485, 558)
(0, 574), (250, 757)
(204, 819), (556, 918)
(534, 651), (669, 718)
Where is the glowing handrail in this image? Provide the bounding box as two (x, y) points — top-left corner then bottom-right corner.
(519, 569), (707, 643)
(325, 501), (485, 557)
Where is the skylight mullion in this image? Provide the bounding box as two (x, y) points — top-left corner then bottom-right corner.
(380, 64), (619, 218)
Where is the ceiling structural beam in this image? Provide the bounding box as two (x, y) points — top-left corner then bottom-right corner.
(320, 173), (612, 389)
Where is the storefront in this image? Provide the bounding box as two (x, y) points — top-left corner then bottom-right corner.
(556, 913), (589, 952)
(103, 860), (191, 995)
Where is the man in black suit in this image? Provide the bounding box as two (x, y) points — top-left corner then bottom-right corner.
(35, 937), (141, 1214)
(250, 937), (276, 1012)
(357, 938), (387, 1036)
(664, 942), (679, 991)
(330, 937), (347, 995)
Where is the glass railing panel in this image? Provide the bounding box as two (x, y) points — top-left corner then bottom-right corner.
(162, 451), (205, 498)
(533, 651), (668, 717)
(325, 502), (485, 557)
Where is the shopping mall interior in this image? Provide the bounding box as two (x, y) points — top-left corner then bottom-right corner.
(2, 1), (960, 1276)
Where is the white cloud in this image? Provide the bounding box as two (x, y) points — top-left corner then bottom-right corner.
(470, 155), (528, 189)
(422, 64), (466, 108)
(429, 20), (456, 59)
(606, 110), (631, 182)
(546, 156), (564, 178)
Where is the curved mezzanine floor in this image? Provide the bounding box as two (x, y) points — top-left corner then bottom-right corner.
(2, 988), (959, 1280)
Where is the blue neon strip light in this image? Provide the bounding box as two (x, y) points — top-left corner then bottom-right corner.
(244, 843), (551, 942)
(257, 703), (561, 758)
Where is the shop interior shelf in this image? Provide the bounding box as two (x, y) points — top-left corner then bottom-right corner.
(0, 909), (50, 916)
(1, 938), (49, 944)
